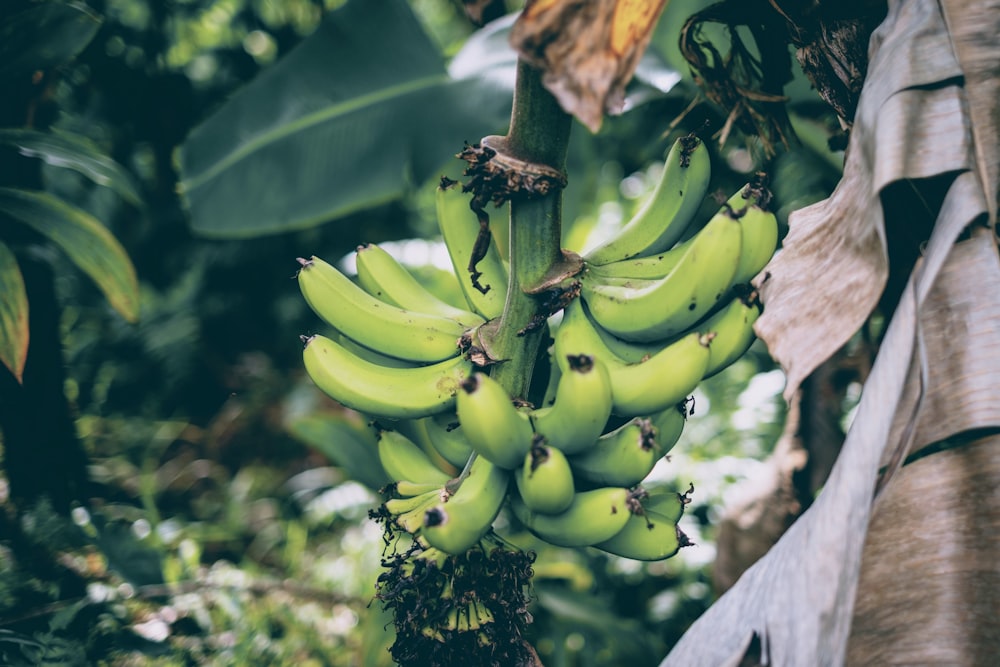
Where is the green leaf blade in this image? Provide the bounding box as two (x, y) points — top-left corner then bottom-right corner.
(0, 188), (139, 323)
(0, 241), (29, 383)
(177, 0), (513, 238)
(0, 1), (102, 80)
(0, 129), (143, 206)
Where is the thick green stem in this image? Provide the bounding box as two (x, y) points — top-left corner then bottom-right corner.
(488, 61), (572, 399)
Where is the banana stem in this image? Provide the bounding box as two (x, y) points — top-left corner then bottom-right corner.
(489, 60), (572, 399)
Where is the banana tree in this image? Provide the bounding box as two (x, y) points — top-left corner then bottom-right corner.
(177, 0), (1000, 664)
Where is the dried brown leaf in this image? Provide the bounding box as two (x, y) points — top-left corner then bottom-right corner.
(509, 0), (668, 132)
(756, 0), (971, 400)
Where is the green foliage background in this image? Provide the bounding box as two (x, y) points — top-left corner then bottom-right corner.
(0, 0), (843, 664)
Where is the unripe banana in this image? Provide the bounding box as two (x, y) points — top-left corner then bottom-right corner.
(580, 199), (743, 343)
(700, 290), (763, 379)
(649, 400), (689, 458)
(301, 334), (471, 419)
(421, 455), (510, 555)
(377, 428), (453, 487)
(587, 234), (694, 281)
(297, 255), (466, 363)
(514, 438), (576, 514)
(421, 411), (475, 469)
(395, 480), (445, 497)
(354, 243), (485, 328)
(584, 135), (711, 264)
(455, 372), (534, 469)
(334, 331), (419, 369)
(436, 185), (508, 319)
(385, 489), (445, 534)
(510, 486), (634, 547)
(731, 204), (779, 285)
(394, 418), (457, 476)
(539, 345), (563, 408)
(593, 508), (689, 561)
(568, 418), (659, 488)
(529, 353), (613, 454)
(553, 300), (710, 417)
(639, 485), (691, 523)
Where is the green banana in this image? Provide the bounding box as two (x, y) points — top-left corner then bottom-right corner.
(514, 438), (576, 514)
(587, 234), (694, 281)
(377, 428), (453, 487)
(700, 290), (763, 379)
(553, 300), (711, 417)
(567, 418), (660, 488)
(354, 242), (485, 328)
(384, 489), (444, 534)
(511, 486), (634, 547)
(731, 203), (779, 285)
(649, 400), (689, 458)
(529, 353), (613, 454)
(334, 331), (419, 369)
(593, 508), (688, 561)
(539, 344), (563, 408)
(639, 486), (691, 523)
(421, 411), (475, 469)
(436, 185), (508, 320)
(455, 372), (534, 469)
(394, 418), (457, 476)
(583, 135), (711, 265)
(301, 334), (471, 419)
(297, 255), (467, 363)
(395, 480), (445, 497)
(421, 455), (511, 555)
(586, 183), (763, 282)
(580, 199), (743, 343)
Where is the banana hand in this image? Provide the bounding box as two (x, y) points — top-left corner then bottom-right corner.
(297, 255), (467, 363)
(355, 243), (485, 328)
(584, 135), (711, 264)
(553, 300), (710, 417)
(301, 334), (471, 419)
(580, 198), (743, 343)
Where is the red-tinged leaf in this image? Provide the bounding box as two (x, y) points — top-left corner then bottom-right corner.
(0, 241), (29, 382)
(0, 188), (139, 323)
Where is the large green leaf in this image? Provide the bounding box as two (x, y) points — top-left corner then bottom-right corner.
(0, 241), (29, 383)
(0, 1), (102, 80)
(0, 129), (143, 206)
(0, 188), (139, 323)
(178, 0), (514, 239)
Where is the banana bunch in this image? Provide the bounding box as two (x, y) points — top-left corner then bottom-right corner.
(297, 134), (777, 563)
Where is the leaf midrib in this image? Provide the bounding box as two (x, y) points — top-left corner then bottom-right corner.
(180, 73), (449, 192)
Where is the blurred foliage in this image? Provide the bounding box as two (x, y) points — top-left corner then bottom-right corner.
(0, 0), (845, 664)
